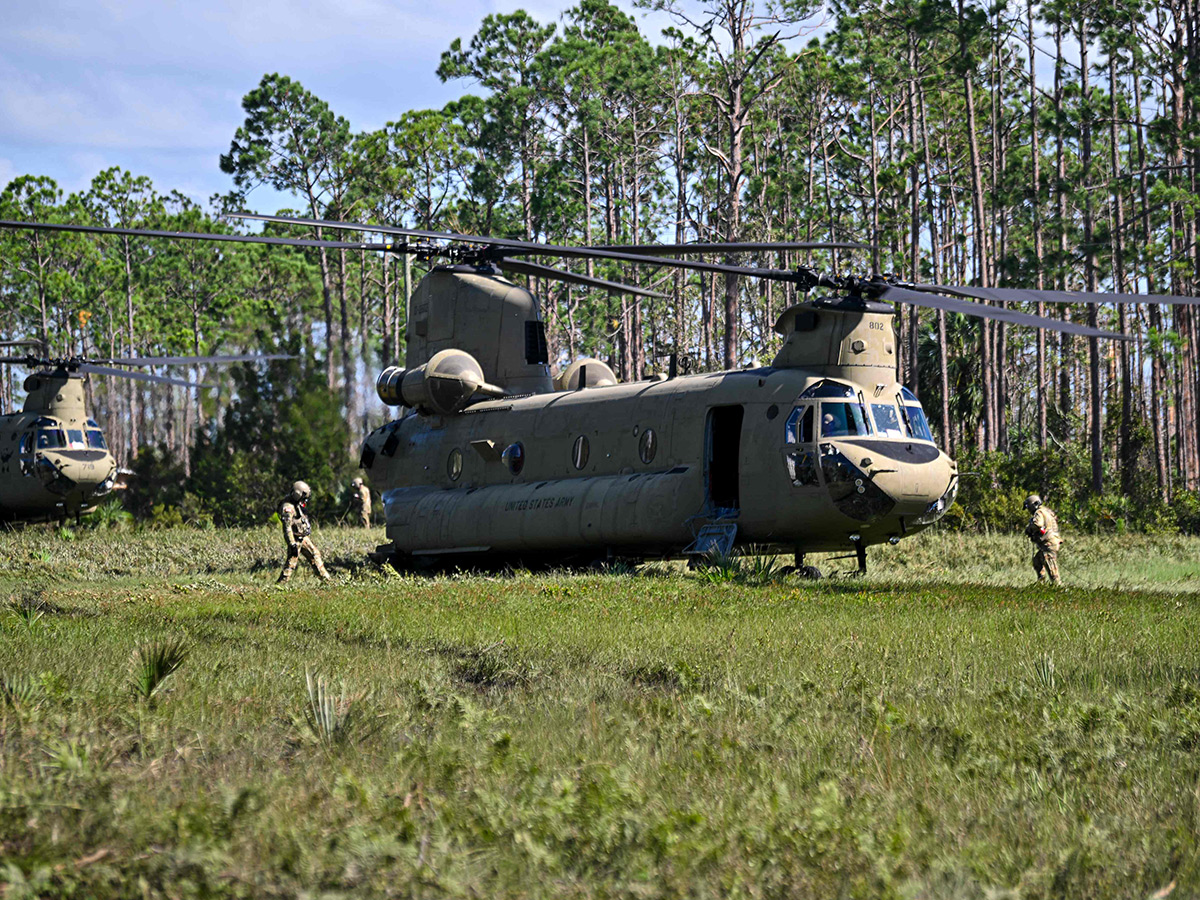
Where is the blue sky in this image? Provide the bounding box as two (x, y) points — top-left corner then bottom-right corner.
(2, 0), (1080, 218)
(0, 0), (678, 212)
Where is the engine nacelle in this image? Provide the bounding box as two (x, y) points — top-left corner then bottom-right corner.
(554, 357), (618, 391)
(376, 349), (503, 416)
(376, 366), (407, 406)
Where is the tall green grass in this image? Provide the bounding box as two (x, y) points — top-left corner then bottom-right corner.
(1, 526), (1198, 897)
(2, 524), (1198, 591)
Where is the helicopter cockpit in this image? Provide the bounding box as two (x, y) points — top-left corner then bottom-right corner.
(780, 378), (953, 528)
(20, 416), (107, 454)
(789, 382), (935, 444)
(9, 411), (117, 507)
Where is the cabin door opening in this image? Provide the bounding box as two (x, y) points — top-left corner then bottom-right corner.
(706, 405), (744, 512)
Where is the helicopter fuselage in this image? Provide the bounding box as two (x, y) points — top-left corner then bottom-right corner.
(362, 367), (957, 565)
(0, 372), (117, 523)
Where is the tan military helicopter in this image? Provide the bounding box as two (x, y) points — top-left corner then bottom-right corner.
(0, 337), (286, 524)
(2, 215), (1196, 573)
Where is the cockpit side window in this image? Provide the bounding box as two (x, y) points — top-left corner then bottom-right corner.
(784, 405), (813, 444)
(906, 405), (934, 442)
(87, 429), (108, 449)
(784, 405), (818, 486)
(19, 431), (33, 455)
(896, 392), (935, 442)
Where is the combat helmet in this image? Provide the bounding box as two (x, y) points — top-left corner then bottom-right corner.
(1023, 494), (1042, 512)
(290, 481), (312, 502)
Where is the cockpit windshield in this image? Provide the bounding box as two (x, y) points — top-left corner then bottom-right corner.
(36, 428), (65, 450)
(870, 404), (905, 438)
(87, 429), (107, 449)
(821, 401), (872, 437)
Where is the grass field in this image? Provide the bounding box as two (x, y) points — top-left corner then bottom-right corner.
(2, 525), (1199, 898)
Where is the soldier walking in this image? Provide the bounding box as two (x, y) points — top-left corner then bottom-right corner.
(1023, 494), (1061, 584)
(349, 477), (371, 528)
(277, 481), (332, 584)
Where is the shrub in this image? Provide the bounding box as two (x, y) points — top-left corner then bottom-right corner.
(84, 497), (133, 530)
(130, 639), (188, 703)
(299, 670), (369, 748)
(148, 503), (183, 529)
(940, 446), (1200, 535)
(1174, 491), (1200, 535)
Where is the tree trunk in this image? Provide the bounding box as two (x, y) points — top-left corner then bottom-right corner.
(1027, 0), (1047, 451)
(960, 0), (992, 451)
(123, 236), (138, 459)
(1077, 17), (1103, 494)
(917, 74), (951, 453)
(1109, 53), (1133, 494)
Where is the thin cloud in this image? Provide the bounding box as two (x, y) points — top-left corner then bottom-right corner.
(1, 0), (697, 206)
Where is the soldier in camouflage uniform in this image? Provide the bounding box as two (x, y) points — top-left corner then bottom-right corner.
(1023, 494), (1061, 584)
(349, 477), (371, 528)
(277, 481), (332, 584)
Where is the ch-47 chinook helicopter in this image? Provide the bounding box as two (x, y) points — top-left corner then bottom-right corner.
(0, 338), (287, 524)
(2, 214), (1197, 572)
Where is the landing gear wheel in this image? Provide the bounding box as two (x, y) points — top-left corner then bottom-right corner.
(787, 550), (822, 580)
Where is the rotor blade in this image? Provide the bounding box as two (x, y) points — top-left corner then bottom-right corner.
(906, 282), (1200, 306)
(75, 363), (213, 388)
(592, 240), (869, 254)
(496, 258), (668, 299)
(228, 211), (791, 277)
(102, 353), (295, 367)
(0, 220), (404, 253)
(0, 356), (37, 364)
(231, 210), (524, 246)
(0, 339), (44, 348)
(879, 285), (1133, 340)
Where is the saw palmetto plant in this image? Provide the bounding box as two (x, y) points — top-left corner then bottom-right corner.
(129, 639), (188, 703)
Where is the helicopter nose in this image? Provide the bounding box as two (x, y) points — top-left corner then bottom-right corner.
(37, 451), (116, 498)
(821, 441), (956, 524)
(855, 447), (957, 521)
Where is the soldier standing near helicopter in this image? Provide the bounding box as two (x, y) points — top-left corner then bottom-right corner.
(1023, 494), (1061, 584)
(349, 477), (371, 528)
(277, 481), (332, 584)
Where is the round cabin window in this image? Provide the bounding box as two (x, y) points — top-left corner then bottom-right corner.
(572, 435), (590, 470)
(638, 428), (657, 464)
(502, 442), (525, 476)
(447, 447), (463, 481)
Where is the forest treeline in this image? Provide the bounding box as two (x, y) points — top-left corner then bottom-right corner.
(2, 0), (1200, 531)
